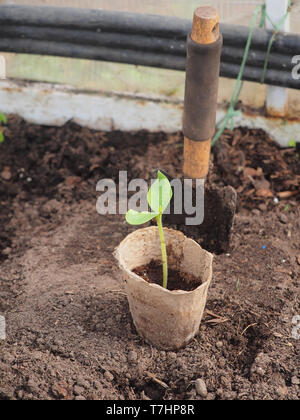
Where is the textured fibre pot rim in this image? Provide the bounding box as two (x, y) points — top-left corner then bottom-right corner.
(115, 226), (213, 295)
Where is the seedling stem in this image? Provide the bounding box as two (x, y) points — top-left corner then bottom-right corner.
(156, 212), (168, 288)
(125, 171), (173, 289)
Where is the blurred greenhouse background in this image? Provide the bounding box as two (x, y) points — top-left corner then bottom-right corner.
(1, 0), (300, 114)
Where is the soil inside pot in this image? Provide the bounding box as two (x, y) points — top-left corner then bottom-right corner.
(133, 260), (202, 291)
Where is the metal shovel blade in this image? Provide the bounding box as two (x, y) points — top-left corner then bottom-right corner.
(158, 170), (237, 254)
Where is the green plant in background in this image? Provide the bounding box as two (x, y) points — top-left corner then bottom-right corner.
(125, 171), (173, 289)
(0, 113), (7, 143)
(212, 0), (291, 146)
(288, 140), (299, 159)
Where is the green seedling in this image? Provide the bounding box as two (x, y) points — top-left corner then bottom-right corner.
(288, 140), (299, 159)
(0, 112), (7, 143)
(125, 171), (173, 289)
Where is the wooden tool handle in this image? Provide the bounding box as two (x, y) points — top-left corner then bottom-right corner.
(184, 6), (220, 179)
(191, 6), (220, 44)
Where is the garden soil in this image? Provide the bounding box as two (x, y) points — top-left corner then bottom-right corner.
(133, 261), (202, 292)
(0, 116), (299, 400)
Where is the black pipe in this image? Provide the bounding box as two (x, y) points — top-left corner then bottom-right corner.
(221, 63), (298, 90)
(0, 25), (187, 56)
(0, 37), (187, 72)
(0, 5), (190, 36)
(0, 4), (299, 55)
(221, 24), (300, 55)
(223, 46), (293, 73)
(0, 25), (295, 73)
(0, 38), (298, 90)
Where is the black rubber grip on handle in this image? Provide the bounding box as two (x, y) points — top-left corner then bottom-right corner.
(183, 34), (223, 142)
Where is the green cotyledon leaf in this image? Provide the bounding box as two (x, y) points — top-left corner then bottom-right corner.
(125, 209), (158, 226)
(147, 170), (173, 214)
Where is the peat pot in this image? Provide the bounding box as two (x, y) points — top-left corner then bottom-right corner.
(115, 227), (213, 350)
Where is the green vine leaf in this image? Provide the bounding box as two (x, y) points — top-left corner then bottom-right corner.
(125, 210), (158, 226)
(147, 170), (173, 214)
(0, 113), (7, 125)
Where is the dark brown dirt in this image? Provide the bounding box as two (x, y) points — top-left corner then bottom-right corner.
(212, 127), (300, 208)
(0, 115), (299, 400)
(133, 260), (202, 292)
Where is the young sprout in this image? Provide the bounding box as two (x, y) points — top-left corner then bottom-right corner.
(125, 171), (173, 289)
(0, 113), (7, 143)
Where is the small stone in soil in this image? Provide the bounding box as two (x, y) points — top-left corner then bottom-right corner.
(17, 390), (24, 399)
(276, 386), (288, 397)
(27, 378), (39, 394)
(104, 371), (114, 382)
(127, 351), (138, 363)
(278, 213), (288, 224)
(76, 379), (90, 389)
(258, 203), (267, 211)
(52, 380), (69, 399)
(93, 381), (101, 390)
(1, 167), (12, 181)
(252, 209), (260, 216)
(2, 247), (12, 256)
(195, 378), (208, 398)
(168, 352), (177, 361)
(216, 341), (223, 348)
(73, 385), (85, 396)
